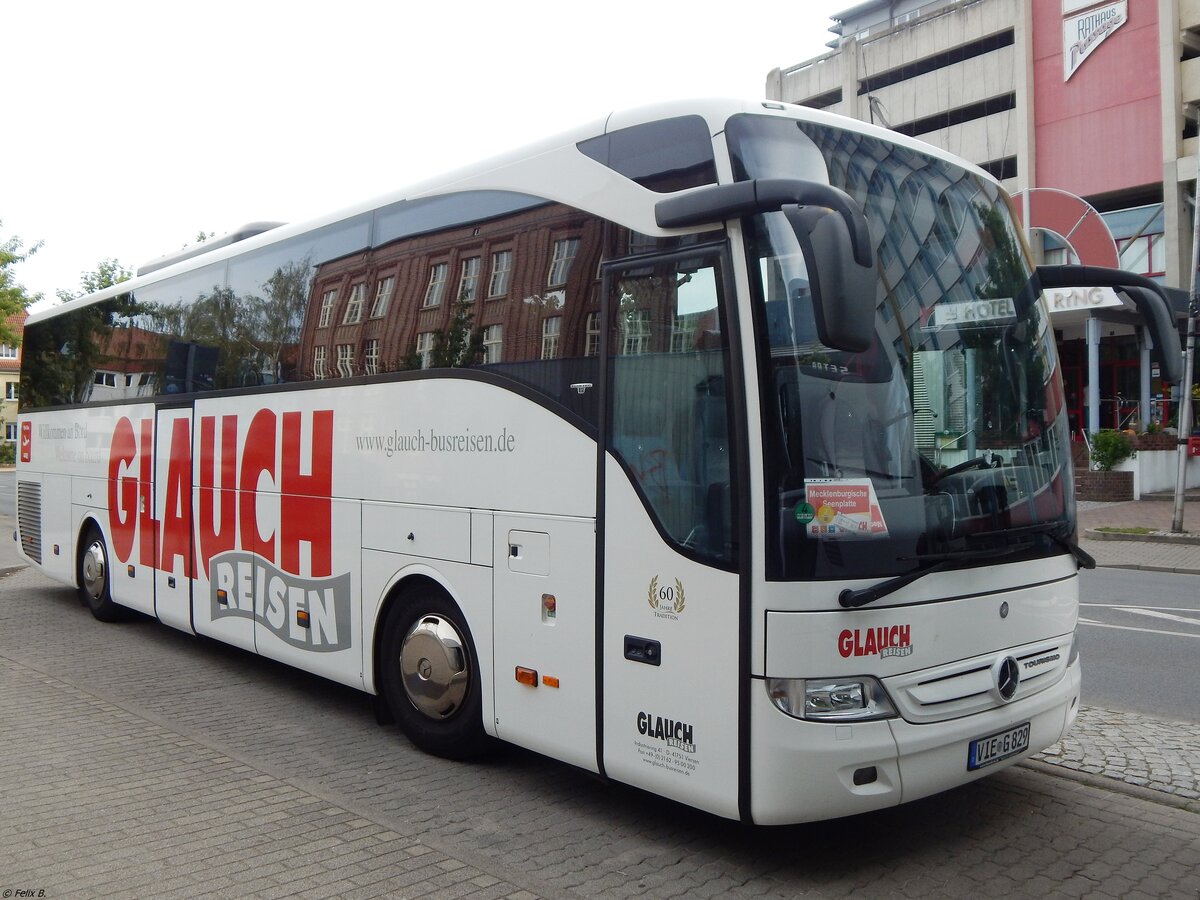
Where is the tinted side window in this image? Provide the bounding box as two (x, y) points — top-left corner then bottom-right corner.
(579, 116), (717, 193)
(608, 253), (736, 566)
(21, 189), (695, 426)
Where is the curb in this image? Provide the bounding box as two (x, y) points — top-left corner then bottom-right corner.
(1083, 528), (1200, 545)
(1096, 563), (1200, 574)
(1021, 759), (1200, 815)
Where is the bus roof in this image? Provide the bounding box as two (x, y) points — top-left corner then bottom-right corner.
(28, 98), (996, 328)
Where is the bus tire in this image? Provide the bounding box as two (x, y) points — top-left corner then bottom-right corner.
(78, 526), (125, 623)
(379, 586), (488, 760)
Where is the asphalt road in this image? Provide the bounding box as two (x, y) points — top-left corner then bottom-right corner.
(1077, 568), (1200, 723)
(0, 468), (13, 521)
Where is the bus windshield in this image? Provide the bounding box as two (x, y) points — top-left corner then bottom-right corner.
(727, 114), (1073, 581)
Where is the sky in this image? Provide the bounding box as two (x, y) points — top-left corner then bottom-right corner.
(3, 0), (846, 311)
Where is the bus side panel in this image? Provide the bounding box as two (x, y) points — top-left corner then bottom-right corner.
(40, 474), (73, 584)
(20, 404), (159, 614)
(601, 460), (741, 821)
(255, 497), (363, 690)
(359, 551), (496, 732)
(154, 406), (194, 633)
(333, 379), (596, 517)
(189, 398), (255, 654)
(492, 513), (597, 772)
(100, 404), (157, 616)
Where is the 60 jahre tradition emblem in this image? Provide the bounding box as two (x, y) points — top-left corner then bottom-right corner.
(647, 575), (686, 619)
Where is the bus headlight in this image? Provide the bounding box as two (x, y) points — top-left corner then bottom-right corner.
(766, 677), (897, 721)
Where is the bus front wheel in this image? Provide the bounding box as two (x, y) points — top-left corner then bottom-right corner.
(379, 587), (487, 759)
(78, 526), (124, 622)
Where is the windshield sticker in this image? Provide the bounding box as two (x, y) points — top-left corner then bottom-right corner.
(803, 479), (888, 539)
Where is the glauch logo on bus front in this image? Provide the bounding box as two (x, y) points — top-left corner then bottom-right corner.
(106, 408), (353, 651)
(838, 625), (913, 659)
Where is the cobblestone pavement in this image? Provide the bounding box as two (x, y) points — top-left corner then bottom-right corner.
(3, 567), (1200, 898)
(1034, 707), (1200, 807)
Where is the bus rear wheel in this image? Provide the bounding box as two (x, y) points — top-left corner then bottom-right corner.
(379, 587), (487, 759)
(78, 526), (125, 622)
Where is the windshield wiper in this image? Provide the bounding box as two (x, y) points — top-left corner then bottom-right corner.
(838, 545), (1023, 609)
(838, 523), (1095, 610)
(970, 523), (1096, 570)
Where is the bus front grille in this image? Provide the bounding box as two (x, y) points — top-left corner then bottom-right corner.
(883, 636), (1073, 724)
(17, 481), (42, 565)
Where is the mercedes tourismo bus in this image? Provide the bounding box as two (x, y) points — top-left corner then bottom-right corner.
(15, 99), (1181, 825)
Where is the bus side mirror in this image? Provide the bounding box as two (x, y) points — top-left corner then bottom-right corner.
(1036, 265), (1183, 384)
(783, 204), (877, 353)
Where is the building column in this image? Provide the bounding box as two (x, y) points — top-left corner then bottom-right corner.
(1086, 316), (1101, 434)
(1140, 325), (1153, 432)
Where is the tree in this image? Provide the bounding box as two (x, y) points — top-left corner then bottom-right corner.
(240, 257), (312, 383)
(56, 258), (132, 304)
(0, 220), (41, 345)
(431, 296), (484, 368)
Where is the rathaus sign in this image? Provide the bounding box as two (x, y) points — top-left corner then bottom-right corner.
(1063, 0), (1128, 81)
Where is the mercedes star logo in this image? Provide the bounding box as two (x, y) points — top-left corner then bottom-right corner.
(993, 655), (1020, 702)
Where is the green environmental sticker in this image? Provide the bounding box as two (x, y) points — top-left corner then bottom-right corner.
(793, 502), (816, 524)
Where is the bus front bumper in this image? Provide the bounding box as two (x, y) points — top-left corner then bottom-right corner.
(749, 658), (1081, 825)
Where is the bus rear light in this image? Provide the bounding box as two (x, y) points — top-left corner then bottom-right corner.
(766, 677), (896, 722)
(515, 666), (538, 687)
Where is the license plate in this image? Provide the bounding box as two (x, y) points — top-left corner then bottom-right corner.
(967, 721), (1030, 770)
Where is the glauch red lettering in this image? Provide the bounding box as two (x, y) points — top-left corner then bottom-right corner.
(198, 415), (238, 577)
(838, 629), (854, 658)
(159, 418), (193, 577)
(239, 409), (277, 563)
(138, 418), (156, 568)
(105, 407), (336, 580)
(107, 416), (138, 562)
(838, 625), (913, 657)
(279, 410), (333, 577)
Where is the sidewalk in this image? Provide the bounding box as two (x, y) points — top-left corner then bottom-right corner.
(1078, 494), (1200, 574)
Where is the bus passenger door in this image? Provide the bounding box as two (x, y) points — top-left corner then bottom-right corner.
(492, 514), (597, 772)
(191, 408), (256, 654)
(154, 405), (194, 633)
(103, 408), (156, 618)
(599, 251), (745, 821)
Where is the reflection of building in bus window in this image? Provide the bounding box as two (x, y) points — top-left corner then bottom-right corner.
(297, 201), (606, 394)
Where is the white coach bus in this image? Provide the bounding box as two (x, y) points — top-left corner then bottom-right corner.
(15, 99), (1180, 824)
